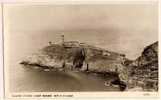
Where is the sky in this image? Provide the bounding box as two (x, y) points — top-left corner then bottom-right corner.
(3, 3), (158, 60)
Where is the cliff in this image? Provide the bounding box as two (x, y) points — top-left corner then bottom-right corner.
(128, 41), (158, 91)
(20, 41), (158, 91)
(20, 41), (128, 87)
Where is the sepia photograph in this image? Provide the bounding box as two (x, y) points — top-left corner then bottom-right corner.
(2, 1), (159, 98)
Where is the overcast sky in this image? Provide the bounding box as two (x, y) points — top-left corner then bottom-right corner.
(4, 3), (158, 59)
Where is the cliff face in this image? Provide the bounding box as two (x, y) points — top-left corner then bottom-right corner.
(128, 41), (158, 91)
(20, 41), (128, 84)
(20, 41), (158, 91)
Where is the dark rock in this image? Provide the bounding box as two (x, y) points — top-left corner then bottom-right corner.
(128, 41), (158, 91)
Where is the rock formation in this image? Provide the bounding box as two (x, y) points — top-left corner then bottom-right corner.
(127, 41), (158, 91)
(20, 41), (128, 90)
(20, 40), (158, 91)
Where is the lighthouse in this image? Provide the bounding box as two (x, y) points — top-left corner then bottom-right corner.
(61, 34), (64, 44)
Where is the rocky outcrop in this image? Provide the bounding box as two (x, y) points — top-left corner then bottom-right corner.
(20, 41), (158, 91)
(128, 41), (158, 91)
(20, 41), (128, 89)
